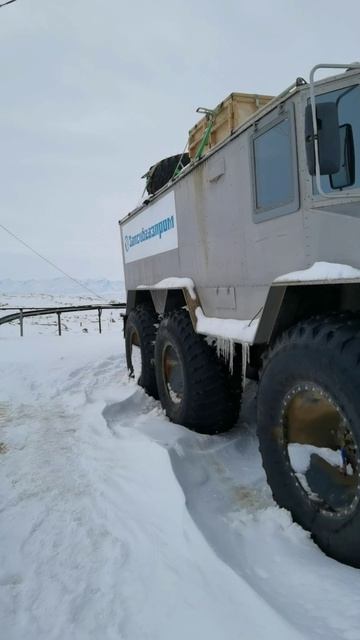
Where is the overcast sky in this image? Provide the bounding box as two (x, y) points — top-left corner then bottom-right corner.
(1, 0), (360, 280)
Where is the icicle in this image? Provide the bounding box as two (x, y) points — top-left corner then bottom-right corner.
(241, 343), (250, 390)
(215, 337), (234, 374)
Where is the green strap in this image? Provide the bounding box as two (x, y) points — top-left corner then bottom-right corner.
(194, 117), (215, 161)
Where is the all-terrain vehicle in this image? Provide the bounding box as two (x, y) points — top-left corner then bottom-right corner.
(120, 63), (360, 568)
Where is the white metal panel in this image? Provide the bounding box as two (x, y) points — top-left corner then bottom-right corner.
(121, 191), (178, 264)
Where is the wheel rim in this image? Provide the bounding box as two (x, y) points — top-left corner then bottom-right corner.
(162, 343), (184, 405)
(129, 329), (142, 382)
(282, 384), (360, 515)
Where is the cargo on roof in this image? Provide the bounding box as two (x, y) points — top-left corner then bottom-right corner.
(188, 91), (273, 159)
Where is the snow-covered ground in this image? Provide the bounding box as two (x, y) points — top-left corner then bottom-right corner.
(1, 293), (360, 640)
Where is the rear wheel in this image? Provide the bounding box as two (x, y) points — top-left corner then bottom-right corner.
(154, 309), (240, 434)
(257, 315), (360, 567)
(125, 305), (158, 398)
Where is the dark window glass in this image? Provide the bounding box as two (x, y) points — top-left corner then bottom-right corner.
(253, 117), (294, 211)
(313, 85), (360, 193)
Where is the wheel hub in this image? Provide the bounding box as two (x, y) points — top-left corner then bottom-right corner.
(281, 384), (359, 515)
(162, 343), (184, 405)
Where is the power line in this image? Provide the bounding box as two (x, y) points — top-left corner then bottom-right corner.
(0, 222), (108, 301)
(0, 0), (17, 8)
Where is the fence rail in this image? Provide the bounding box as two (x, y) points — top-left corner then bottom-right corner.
(0, 303), (126, 336)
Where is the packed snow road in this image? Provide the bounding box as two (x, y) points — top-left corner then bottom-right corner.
(1, 332), (360, 640)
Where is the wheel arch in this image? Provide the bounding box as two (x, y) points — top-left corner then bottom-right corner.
(125, 287), (198, 327)
(255, 281), (360, 347)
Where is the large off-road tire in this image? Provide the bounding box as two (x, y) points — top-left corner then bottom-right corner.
(125, 305), (158, 398)
(154, 310), (240, 434)
(146, 154), (190, 195)
(257, 315), (360, 567)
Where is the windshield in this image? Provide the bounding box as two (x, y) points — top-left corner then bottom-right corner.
(314, 84), (360, 193)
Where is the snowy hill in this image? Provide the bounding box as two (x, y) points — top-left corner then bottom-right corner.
(0, 277), (125, 297)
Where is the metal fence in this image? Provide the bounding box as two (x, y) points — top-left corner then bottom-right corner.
(0, 304), (126, 336)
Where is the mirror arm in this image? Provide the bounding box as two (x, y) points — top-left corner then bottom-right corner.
(309, 62), (360, 199)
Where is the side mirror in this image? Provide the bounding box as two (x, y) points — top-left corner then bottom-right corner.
(330, 123), (355, 189)
(305, 102), (341, 175)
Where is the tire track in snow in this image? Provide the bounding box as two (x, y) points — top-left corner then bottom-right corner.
(72, 360), (301, 640)
(105, 382), (360, 640)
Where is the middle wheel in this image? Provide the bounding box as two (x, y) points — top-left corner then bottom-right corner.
(154, 309), (240, 434)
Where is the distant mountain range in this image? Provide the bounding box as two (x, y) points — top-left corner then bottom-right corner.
(0, 278), (125, 297)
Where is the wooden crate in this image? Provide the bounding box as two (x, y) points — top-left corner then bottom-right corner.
(188, 92), (273, 159)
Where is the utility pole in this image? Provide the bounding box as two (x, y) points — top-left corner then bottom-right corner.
(0, 0), (17, 8)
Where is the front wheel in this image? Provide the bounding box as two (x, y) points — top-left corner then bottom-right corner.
(154, 310), (240, 434)
(257, 316), (360, 568)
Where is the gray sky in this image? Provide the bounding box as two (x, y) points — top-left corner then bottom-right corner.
(1, 0), (360, 280)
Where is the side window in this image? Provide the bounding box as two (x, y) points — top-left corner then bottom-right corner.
(251, 107), (299, 222)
